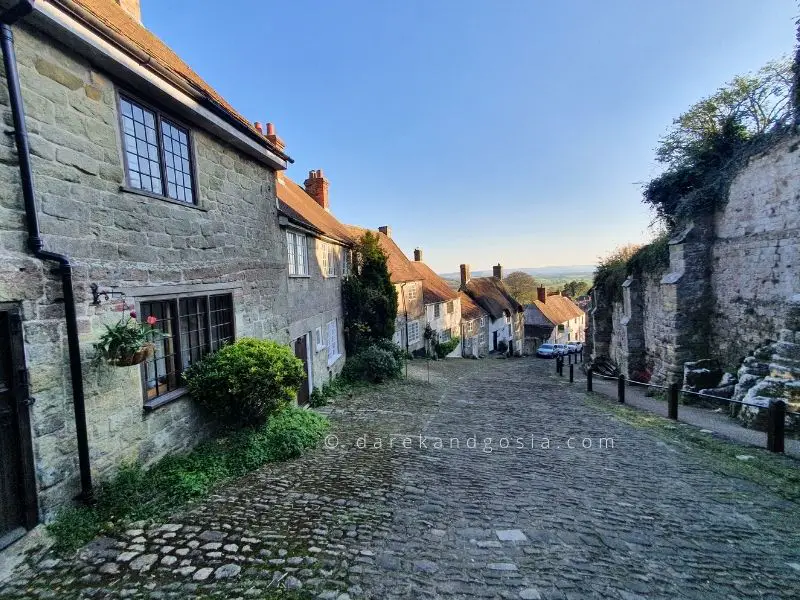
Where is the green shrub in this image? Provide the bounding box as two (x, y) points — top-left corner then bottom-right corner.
(342, 343), (402, 383)
(48, 406), (328, 554)
(309, 375), (352, 407)
(184, 337), (305, 427)
(434, 336), (460, 358)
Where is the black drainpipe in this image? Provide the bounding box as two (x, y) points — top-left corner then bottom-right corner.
(1, 0), (93, 501)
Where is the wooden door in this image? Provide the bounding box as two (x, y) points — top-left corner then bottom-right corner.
(0, 308), (38, 549)
(294, 335), (310, 406)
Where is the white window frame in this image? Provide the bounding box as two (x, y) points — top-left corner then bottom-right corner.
(434, 303), (440, 318)
(326, 244), (337, 277)
(287, 231), (308, 276)
(326, 319), (341, 366)
(407, 283), (417, 301)
(479, 316), (485, 327)
(407, 320), (421, 344)
(315, 326), (325, 351)
(466, 321), (473, 335)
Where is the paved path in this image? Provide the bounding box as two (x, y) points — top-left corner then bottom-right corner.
(586, 371), (800, 458)
(2, 357), (800, 599)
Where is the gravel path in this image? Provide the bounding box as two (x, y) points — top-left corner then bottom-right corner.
(1, 357), (799, 599)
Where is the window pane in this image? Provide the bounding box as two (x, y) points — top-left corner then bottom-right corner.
(210, 294), (234, 351)
(179, 297), (208, 369)
(121, 97), (163, 195)
(140, 300), (180, 401)
(162, 118), (195, 204)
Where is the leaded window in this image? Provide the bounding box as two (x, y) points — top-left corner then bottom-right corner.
(287, 231), (308, 276)
(140, 293), (234, 404)
(120, 95), (196, 204)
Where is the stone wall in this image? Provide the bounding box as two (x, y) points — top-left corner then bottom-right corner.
(0, 25), (288, 517)
(286, 236), (347, 389)
(711, 136), (800, 370)
(591, 134), (800, 386)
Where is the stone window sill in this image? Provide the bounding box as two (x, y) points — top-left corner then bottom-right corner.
(289, 274), (311, 279)
(143, 387), (188, 412)
(327, 353), (342, 367)
(120, 186), (207, 212)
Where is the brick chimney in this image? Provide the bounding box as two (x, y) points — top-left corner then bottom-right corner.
(265, 122), (286, 153)
(492, 264), (503, 280)
(304, 170), (329, 211)
(537, 287), (547, 303)
(413, 248), (423, 262)
(378, 226), (392, 238)
(115, 0), (141, 23)
(460, 264), (471, 287)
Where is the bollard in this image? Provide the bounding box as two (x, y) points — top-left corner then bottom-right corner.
(668, 383), (679, 420)
(617, 374), (625, 403)
(767, 399), (786, 453)
(568, 353), (572, 365)
(555, 356), (561, 374)
(569, 363), (574, 383)
(558, 357), (564, 377)
(587, 367), (593, 392)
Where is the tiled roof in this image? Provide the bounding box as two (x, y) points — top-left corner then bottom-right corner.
(346, 226), (421, 284)
(409, 261), (458, 305)
(61, 0), (285, 158)
(277, 175), (353, 245)
(529, 294), (585, 326)
(459, 292), (487, 321)
(462, 277), (523, 321)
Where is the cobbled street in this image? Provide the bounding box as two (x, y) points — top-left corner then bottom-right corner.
(2, 358), (800, 600)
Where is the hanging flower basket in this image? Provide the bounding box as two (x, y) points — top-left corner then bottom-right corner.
(108, 342), (155, 367)
(94, 312), (165, 368)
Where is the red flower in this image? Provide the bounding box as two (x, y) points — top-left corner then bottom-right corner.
(146, 315), (158, 326)
(129, 311), (137, 319)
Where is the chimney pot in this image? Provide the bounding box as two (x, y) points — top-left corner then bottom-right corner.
(265, 122), (286, 152)
(492, 264), (503, 280)
(254, 122), (263, 134)
(414, 248), (423, 262)
(304, 169), (330, 211)
(460, 264), (471, 288)
(537, 287), (547, 303)
(378, 226), (391, 238)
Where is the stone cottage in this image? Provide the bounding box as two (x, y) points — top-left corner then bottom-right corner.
(0, 0), (292, 543)
(459, 264), (524, 354)
(524, 287), (586, 350)
(409, 249), (462, 356)
(347, 226), (426, 355)
(459, 291), (490, 358)
(277, 168), (351, 404)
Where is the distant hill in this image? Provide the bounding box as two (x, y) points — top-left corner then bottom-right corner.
(440, 265), (596, 280)
(441, 265), (595, 292)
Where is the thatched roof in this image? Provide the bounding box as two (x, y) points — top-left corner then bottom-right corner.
(462, 277), (523, 321)
(459, 292), (487, 321)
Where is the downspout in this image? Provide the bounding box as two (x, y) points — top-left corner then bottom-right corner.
(1, 0), (93, 501)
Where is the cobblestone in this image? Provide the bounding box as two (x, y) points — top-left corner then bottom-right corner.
(1, 358), (799, 598)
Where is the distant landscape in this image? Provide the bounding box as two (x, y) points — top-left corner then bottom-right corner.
(440, 265), (595, 292)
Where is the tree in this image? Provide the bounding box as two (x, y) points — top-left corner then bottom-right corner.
(656, 57), (792, 168)
(504, 271), (539, 304)
(342, 232), (398, 354)
(562, 280), (590, 298)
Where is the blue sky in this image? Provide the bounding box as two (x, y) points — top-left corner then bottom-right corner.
(143, 0), (796, 273)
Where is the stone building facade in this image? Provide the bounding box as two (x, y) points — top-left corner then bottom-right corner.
(277, 170), (350, 403)
(0, 0), (290, 532)
(410, 249), (462, 357)
(591, 134), (800, 385)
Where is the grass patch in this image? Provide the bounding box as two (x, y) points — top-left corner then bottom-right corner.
(585, 393), (800, 503)
(48, 406), (329, 554)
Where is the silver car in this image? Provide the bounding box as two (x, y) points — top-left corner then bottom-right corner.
(536, 343), (557, 358)
(553, 344), (568, 356)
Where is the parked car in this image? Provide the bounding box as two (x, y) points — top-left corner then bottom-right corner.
(553, 344), (569, 356)
(567, 342), (583, 354)
(536, 343), (557, 358)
